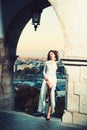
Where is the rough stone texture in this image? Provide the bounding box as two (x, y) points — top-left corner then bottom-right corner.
(64, 65), (87, 126)
(65, 66), (80, 82)
(67, 93), (79, 112)
(73, 112), (87, 127)
(65, 67), (80, 112)
(0, 38), (14, 109)
(75, 82), (87, 114)
(0, 1), (4, 38)
(80, 96), (87, 114)
(67, 82), (79, 112)
(0, 64), (2, 93)
(0, 94), (14, 109)
(62, 110), (73, 124)
(75, 82), (87, 96)
(2, 61), (12, 93)
(0, 39), (5, 57)
(0, 39), (5, 93)
(80, 67), (87, 83)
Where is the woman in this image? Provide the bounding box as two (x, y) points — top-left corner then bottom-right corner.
(37, 50), (59, 120)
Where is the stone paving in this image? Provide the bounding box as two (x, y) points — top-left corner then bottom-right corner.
(0, 110), (86, 130)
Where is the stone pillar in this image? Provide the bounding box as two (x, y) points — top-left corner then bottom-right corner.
(0, 0), (4, 38)
(0, 0), (5, 93)
(0, 39), (14, 109)
(0, 0), (11, 109)
(0, 54), (17, 109)
(48, 0), (87, 127)
(0, 0), (5, 94)
(0, 39), (4, 94)
(0, 0), (17, 109)
(62, 59), (87, 127)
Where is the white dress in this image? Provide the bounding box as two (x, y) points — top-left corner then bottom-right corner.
(37, 60), (58, 114)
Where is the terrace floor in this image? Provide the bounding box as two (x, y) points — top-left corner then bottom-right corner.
(0, 109), (86, 130)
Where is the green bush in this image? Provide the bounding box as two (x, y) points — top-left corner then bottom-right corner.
(15, 85), (65, 118)
(15, 86), (40, 113)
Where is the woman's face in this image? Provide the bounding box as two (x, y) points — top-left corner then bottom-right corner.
(49, 51), (55, 60)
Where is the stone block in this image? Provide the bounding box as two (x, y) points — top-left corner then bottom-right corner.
(66, 81), (79, 112)
(67, 81), (74, 94)
(67, 94), (79, 112)
(0, 94), (14, 109)
(80, 67), (87, 83)
(75, 82), (87, 114)
(62, 110), (73, 124)
(65, 66), (80, 82)
(73, 112), (87, 127)
(80, 96), (87, 114)
(75, 82), (87, 96)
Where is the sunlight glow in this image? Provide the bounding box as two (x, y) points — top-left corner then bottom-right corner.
(17, 6), (65, 58)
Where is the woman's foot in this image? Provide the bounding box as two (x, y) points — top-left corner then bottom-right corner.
(46, 113), (50, 121)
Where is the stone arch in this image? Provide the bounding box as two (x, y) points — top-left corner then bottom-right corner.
(13, 5), (67, 118)
(1, 0), (87, 127)
(0, 1), (51, 110)
(5, 0), (67, 117)
(5, 1), (51, 58)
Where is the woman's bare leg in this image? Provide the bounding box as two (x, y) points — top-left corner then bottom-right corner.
(45, 80), (53, 103)
(46, 93), (52, 120)
(46, 106), (51, 120)
(45, 88), (51, 103)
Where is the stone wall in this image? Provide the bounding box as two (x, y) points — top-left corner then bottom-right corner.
(62, 60), (87, 127)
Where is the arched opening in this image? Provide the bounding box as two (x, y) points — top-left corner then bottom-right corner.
(1, 1), (87, 127)
(14, 6), (67, 119)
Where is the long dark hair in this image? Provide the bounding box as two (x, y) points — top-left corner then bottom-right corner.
(47, 50), (59, 61)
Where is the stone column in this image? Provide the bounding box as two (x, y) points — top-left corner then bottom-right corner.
(0, 39), (4, 93)
(0, 0), (5, 94)
(0, 0), (4, 38)
(0, 55), (18, 109)
(0, 0), (17, 109)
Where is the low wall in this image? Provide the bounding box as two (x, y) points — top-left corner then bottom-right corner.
(62, 58), (87, 127)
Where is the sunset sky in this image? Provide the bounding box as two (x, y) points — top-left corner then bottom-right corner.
(17, 6), (65, 58)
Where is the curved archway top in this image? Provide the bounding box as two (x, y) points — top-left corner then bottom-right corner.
(4, 0), (50, 57)
(2, 0), (50, 34)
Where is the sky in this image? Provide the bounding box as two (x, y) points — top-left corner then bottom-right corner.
(17, 6), (65, 58)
